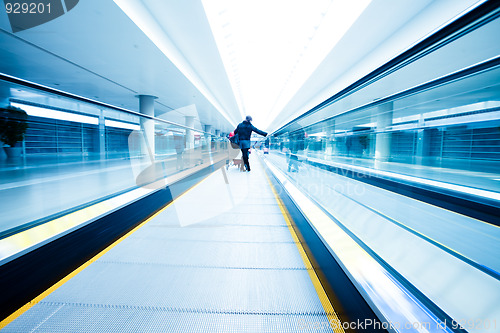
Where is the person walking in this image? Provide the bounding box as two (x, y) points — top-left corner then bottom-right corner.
(234, 116), (267, 171)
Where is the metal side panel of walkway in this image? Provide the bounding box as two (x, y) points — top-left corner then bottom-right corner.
(3, 157), (340, 332)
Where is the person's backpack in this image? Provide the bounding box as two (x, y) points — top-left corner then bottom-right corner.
(229, 133), (239, 148)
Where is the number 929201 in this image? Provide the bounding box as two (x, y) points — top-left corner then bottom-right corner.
(5, 2), (52, 14)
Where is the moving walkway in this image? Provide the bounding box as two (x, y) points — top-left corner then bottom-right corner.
(1, 155), (385, 332)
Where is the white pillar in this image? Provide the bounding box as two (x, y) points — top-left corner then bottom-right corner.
(325, 120), (335, 159)
(0, 90), (9, 158)
(204, 124), (212, 144)
(98, 109), (105, 159)
(204, 125), (213, 162)
(375, 102), (393, 161)
(415, 113), (425, 164)
(185, 116), (195, 150)
(139, 95), (156, 158)
(204, 125), (212, 150)
(214, 129), (221, 151)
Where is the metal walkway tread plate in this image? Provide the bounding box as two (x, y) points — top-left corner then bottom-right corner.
(97, 239), (306, 268)
(39, 259), (325, 313)
(127, 225), (296, 243)
(4, 304), (333, 333)
(96, 260), (309, 271)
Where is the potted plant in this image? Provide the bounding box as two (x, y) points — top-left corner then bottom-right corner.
(0, 105), (28, 158)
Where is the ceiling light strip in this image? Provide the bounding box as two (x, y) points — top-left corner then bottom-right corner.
(113, 0), (236, 127)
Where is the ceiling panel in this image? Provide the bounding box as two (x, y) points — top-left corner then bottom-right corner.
(0, 0), (235, 132)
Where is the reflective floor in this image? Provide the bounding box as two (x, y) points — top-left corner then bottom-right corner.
(0, 156), (138, 234)
(0, 149), (228, 236)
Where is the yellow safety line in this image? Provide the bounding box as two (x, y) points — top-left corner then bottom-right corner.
(265, 172), (345, 333)
(0, 171), (214, 329)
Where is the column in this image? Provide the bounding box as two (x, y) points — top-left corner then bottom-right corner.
(139, 95), (156, 159)
(375, 102), (393, 162)
(0, 88), (9, 159)
(324, 119), (335, 160)
(415, 113), (425, 165)
(98, 109), (105, 159)
(214, 129), (221, 151)
(204, 124), (213, 148)
(204, 124), (213, 162)
(185, 116), (195, 150)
